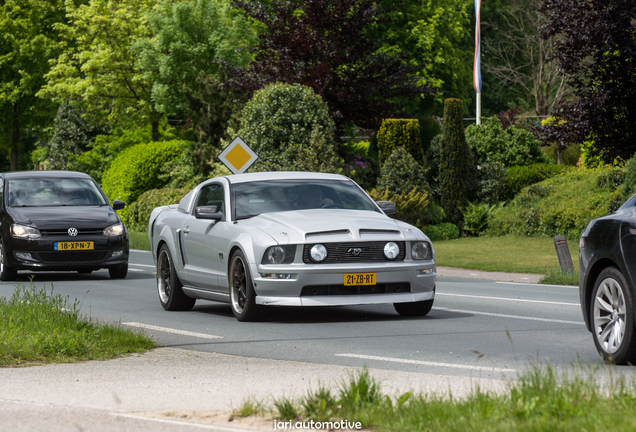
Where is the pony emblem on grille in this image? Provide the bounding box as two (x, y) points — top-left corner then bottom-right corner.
(347, 247), (364, 256)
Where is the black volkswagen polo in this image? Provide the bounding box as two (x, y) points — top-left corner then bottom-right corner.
(0, 171), (128, 281)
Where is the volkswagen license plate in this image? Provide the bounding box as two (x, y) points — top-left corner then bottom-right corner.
(344, 273), (376, 286)
(54, 241), (94, 251)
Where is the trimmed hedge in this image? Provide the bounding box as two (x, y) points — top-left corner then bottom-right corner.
(422, 223), (460, 241)
(503, 163), (568, 201)
(101, 140), (187, 223)
(489, 166), (625, 239)
(127, 186), (191, 232)
(376, 119), (422, 165)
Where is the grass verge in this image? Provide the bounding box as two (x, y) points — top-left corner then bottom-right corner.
(0, 281), (156, 366)
(129, 230), (150, 251)
(538, 266), (579, 286)
(242, 366), (636, 431)
(433, 235), (578, 275)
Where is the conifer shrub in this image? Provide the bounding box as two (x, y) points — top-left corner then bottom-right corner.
(376, 119), (422, 165)
(439, 99), (475, 226)
(377, 147), (428, 197)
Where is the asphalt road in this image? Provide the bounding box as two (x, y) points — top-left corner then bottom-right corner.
(0, 249), (605, 379)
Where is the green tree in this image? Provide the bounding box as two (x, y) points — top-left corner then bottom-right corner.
(48, 100), (108, 170)
(39, 0), (162, 140)
(0, 0), (65, 171)
(135, 0), (257, 173)
(440, 98), (474, 225)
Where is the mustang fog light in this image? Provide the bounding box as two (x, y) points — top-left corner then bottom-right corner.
(261, 245), (296, 264)
(15, 252), (33, 261)
(384, 242), (400, 259)
(260, 273), (292, 279)
(11, 224), (41, 240)
(103, 222), (124, 237)
(310, 244), (328, 262)
(411, 242), (431, 260)
(112, 250), (124, 258)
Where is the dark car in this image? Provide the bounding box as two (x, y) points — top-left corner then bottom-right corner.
(0, 171), (129, 281)
(579, 194), (636, 364)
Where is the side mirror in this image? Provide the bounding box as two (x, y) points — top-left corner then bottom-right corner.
(376, 200), (396, 215)
(195, 205), (224, 221)
(112, 200), (126, 211)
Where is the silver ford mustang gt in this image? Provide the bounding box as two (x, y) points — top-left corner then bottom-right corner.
(149, 172), (436, 321)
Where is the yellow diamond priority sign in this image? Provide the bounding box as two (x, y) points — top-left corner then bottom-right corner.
(218, 136), (258, 174)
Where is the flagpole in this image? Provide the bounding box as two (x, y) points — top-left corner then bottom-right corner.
(474, 0), (482, 125)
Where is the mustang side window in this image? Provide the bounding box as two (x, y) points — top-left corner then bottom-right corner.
(196, 184), (224, 213)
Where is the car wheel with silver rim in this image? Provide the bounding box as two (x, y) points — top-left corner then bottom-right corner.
(0, 239), (17, 282)
(229, 250), (263, 322)
(591, 267), (636, 364)
(394, 299), (434, 317)
(157, 244), (195, 311)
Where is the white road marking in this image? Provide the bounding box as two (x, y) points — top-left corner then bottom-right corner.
(123, 322), (223, 339)
(128, 268), (144, 272)
(437, 292), (579, 306)
(433, 306), (584, 325)
(335, 353), (516, 372)
(496, 281), (578, 289)
(114, 413), (256, 431)
(129, 263), (156, 268)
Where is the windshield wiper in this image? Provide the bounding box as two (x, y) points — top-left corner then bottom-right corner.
(236, 213), (260, 220)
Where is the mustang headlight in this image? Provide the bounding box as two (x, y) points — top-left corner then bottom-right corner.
(383, 242), (400, 260)
(261, 245), (296, 264)
(11, 224), (41, 240)
(309, 244), (328, 262)
(411, 241), (431, 260)
(103, 222), (124, 237)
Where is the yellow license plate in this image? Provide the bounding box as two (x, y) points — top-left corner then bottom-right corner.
(344, 273), (376, 286)
(54, 241), (94, 251)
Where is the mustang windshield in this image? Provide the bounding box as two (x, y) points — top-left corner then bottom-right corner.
(232, 179), (379, 219)
(7, 178), (108, 207)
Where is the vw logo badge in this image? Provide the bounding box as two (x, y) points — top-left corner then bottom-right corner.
(347, 247), (363, 256)
(68, 227), (78, 237)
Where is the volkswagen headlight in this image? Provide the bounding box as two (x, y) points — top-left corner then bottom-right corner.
(411, 241), (431, 260)
(261, 245), (296, 264)
(103, 222), (124, 237)
(11, 224), (41, 240)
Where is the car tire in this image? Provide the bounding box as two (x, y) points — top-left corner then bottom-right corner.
(229, 250), (264, 322)
(157, 245), (195, 311)
(77, 269), (93, 274)
(109, 264), (128, 279)
(591, 267), (636, 364)
(394, 299), (434, 317)
(0, 239), (17, 282)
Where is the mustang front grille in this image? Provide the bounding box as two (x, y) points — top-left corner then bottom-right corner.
(39, 251), (109, 262)
(301, 283), (411, 296)
(302, 241), (406, 263)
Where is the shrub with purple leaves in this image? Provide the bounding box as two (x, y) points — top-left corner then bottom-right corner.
(344, 154), (378, 188)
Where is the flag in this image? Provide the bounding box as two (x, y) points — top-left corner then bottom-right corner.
(474, 0), (482, 93)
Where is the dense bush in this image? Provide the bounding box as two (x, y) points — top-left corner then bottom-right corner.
(440, 99), (475, 226)
(101, 140), (187, 224)
(240, 83), (341, 172)
(377, 147), (428, 197)
(127, 186), (191, 232)
(465, 116), (548, 167)
(424, 134), (443, 201)
(503, 163), (568, 201)
(69, 126), (178, 184)
(367, 187), (429, 227)
(489, 166), (625, 239)
(48, 100), (108, 170)
(376, 119), (422, 165)
(476, 160), (507, 204)
(343, 153), (378, 189)
(462, 202), (499, 235)
(422, 223), (460, 241)
(419, 116), (441, 155)
(622, 156), (636, 201)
